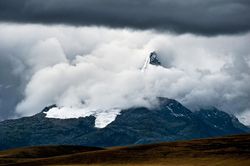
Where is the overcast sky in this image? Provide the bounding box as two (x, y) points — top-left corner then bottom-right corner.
(0, 0), (250, 35)
(0, 0), (250, 125)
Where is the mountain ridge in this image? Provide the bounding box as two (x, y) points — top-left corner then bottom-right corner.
(0, 97), (249, 150)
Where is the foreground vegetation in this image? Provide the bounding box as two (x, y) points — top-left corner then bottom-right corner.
(0, 134), (249, 166)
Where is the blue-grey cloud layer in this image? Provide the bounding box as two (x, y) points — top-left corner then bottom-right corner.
(0, 0), (250, 35)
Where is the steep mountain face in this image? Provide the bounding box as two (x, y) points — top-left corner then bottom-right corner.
(141, 51), (162, 71)
(194, 107), (250, 135)
(0, 98), (248, 150)
(149, 51), (161, 66)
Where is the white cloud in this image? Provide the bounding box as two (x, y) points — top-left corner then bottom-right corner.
(27, 38), (67, 72)
(0, 23), (250, 126)
(237, 110), (250, 126)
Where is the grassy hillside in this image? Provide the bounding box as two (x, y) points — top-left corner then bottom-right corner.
(0, 134), (250, 166)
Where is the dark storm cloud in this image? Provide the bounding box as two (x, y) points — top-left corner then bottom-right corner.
(0, 0), (250, 35)
(0, 55), (22, 121)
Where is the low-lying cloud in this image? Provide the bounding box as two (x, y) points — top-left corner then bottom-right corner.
(0, 23), (250, 125)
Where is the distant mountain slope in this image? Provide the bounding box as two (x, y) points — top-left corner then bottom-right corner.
(0, 145), (103, 159)
(1, 134), (250, 166)
(0, 98), (249, 150)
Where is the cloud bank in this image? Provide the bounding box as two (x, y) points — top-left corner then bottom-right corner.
(0, 0), (250, 35)
(0, 23), (250, 125)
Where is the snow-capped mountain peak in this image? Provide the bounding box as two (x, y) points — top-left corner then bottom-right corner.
(142, 51), (161, 71)
(149, 51), (161, 66)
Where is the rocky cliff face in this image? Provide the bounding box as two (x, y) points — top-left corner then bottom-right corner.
(141, 51), (162, 71)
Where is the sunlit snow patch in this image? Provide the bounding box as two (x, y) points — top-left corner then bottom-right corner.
(44, 107), (121, 128)
(94, 109), (121, 128)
